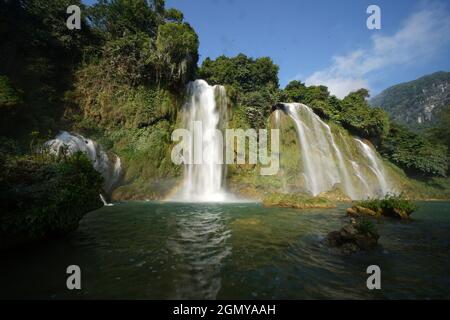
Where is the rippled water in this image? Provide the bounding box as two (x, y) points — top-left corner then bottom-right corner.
(1, 201), (449, 299)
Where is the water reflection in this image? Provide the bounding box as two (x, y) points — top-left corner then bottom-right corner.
(166, 204), (231, 299)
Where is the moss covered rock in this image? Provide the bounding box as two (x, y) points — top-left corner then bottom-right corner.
(263, 192), (336, 209)
(346, 194), (417, 220)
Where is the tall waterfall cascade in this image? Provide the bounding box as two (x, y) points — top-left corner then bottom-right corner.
(277, 103), (394, 199)
(45, 131), (122, 196)
(173, 79), (229, 202)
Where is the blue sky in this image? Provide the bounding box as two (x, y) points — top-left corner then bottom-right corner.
(83, 0), (450, 97)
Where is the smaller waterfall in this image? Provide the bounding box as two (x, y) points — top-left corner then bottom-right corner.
(46, 131), (122, 202)
(354, 139), (390, 196)
(283, 103), (357, 198)
(278, 103), (394, 199)
(100, 194), (114, 206)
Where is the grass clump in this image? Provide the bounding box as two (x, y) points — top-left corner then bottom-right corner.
(354, 218), (379, 237)
(350, 193), (418, 219)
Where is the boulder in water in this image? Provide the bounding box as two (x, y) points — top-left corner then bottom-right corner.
(346, 195), (417, 220)
(324, 219), (379, 254)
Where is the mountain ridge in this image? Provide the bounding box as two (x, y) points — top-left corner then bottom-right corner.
(370, 71), (450, 131)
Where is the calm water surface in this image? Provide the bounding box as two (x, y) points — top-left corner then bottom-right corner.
(1, 201), (449, 299)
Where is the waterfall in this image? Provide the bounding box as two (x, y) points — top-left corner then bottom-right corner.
(45, 131), (122, 202)
(100, 194), (114, 207)
(279, 103), (393, 199)
(174, 80), (229, 202)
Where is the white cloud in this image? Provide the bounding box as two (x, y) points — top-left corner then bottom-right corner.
(304, 4), (450, 98)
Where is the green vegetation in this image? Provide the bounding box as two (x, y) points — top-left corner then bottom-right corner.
(354, 218), (378, 237)
(0, 0), (95, 139)
(87, 0), (198, 88)
(262, 193), (336, 209)
(0, 149), (103, 250)
(426, 105), (450, 174)
(348, 193), (418, 220)
(325, 219), (379, 253)
(199, 54), (280, 129)
(380, 123), (448, 177)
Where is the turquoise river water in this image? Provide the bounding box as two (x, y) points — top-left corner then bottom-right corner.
(1, 201), (449, 299)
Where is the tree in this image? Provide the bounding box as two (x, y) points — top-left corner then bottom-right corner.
(0, 0), (95, 137)
(165, 8), (183, 23)
(340, 89), (390, 140)
(284, 80), (307, 102)
(198, 54), (279, 93)
(381, 123), (448, 177)
(88, 0), (165, 38)
(198, 54), (280, 129)
(155, 22), (199, 87)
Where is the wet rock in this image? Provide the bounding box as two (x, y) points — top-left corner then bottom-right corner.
(346, 205), (381, 218)
(324, 220), (379, 254)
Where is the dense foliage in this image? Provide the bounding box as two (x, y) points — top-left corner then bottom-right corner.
(86, 0), (198, 88)
(380, 123), (448, 176)
(0, 150), (103, 249)
(0, 0), (96, 139)
(426, 105), (450, 173)
(0, 0), (199, 141)
(198, 54), (280, 129)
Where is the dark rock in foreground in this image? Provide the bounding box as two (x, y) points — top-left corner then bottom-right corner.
(324, 219), (379, 254)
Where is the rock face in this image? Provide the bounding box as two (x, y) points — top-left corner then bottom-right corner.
(370, 71), (450, 131)
(324, 220), (379, 254)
